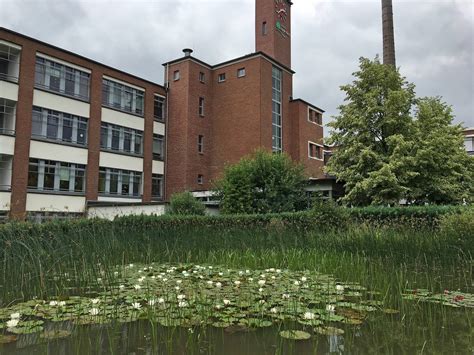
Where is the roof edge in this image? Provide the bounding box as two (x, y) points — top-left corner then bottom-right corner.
(290, 98), (325, 113)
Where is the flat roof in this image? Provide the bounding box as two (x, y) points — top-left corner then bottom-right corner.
(0, 27), (165, 90)
(290, 98), (325, 113)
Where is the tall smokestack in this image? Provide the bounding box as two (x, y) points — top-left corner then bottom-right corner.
(382, 0), (396, 67)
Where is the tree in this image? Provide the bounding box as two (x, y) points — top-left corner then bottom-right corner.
(327, 57), (473, 206)
(168, 191), (206, 215)
(215, 149), (307, 214)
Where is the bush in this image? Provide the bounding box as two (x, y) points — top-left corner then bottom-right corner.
(310, 200), (350, 230)
(168, 192), (206, 216)
(439, 208), (474, 255)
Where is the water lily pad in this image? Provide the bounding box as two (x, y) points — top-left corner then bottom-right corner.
(40, 330), (72, 340)
(0, 334), (17, 344)
(315, 326), (345, 336)
(280, 330), (311, 340)
(383, 308), (400, 315)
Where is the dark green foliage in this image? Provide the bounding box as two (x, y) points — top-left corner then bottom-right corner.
(439, 208), (474, 253)
(168, 191), (206, 216)
(310, 200), (350, 231)
(215, 149), (307, 214)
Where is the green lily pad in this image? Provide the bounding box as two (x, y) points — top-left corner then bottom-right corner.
(0, 334), (17, 344)
(280, 330), (311, 340)
(40, 330), (72, 340)
(315, 326), (345, 336)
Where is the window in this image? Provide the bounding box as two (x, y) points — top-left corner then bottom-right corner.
(272, 66), (282, 153)
(308, 108), (323, 126)
(237, 68), (246, 78)
(198, 135), (204, 153)
(98, 167), (142, 197)
(154, 96), (166, 121)
(199, 97), (205, 116)
(152, 174), (164, 200)
(308, 143), (323, 160)
(173, 70), (180, 81)
(0, 98), (16, 135)
(197, 175), (203, 185)
(153, 134), (165, 160)
(218, 73), (226, 83)
(34, 57), (90, 100)
(102, 79), (144, 115)
(465, 137), (474, 155)
(199, 72), (205, 83)
(262, 22), (268, 36)
(27, 159), (86, 193)
(31, 106), (88, 145)
(100, 122), (143, 155)
(0, 43), (21, 82)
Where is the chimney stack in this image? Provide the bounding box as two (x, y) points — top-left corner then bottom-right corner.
(182, 48), (193, 57)
(382, 0), (396, 67)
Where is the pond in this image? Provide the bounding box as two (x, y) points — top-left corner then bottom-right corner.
(0, 263), (472, 354)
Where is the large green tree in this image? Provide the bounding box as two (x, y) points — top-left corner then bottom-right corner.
(215, 150), (307, 214)
(327, 57), (473, 205)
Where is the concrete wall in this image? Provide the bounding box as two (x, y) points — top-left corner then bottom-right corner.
(87, 203), (166, 220)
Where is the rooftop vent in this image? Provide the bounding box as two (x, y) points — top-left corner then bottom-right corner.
(183, 48), (193, 57)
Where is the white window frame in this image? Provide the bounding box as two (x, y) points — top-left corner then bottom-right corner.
(218, 73), (226, 83)
(173, 70), (180, 81)
(237, 68), (246, 78)
(308, 141), (324, 161)
(307, 107), (323, 127)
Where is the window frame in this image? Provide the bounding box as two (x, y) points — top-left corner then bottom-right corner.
(218, 73), (226, 83)
(308, 141), (324, 161)
(237, 68), (246, 78)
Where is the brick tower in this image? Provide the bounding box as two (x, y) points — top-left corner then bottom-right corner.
(255, 0), (292, 68)
(382, 0), (396, 67)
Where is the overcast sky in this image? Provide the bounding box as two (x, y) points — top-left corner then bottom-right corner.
(1, 0), (473, 133)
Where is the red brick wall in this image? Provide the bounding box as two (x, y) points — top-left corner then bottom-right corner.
(0, 29), (166, 217)
(256, 0), (292, 68)
(464, 129), (474, 136)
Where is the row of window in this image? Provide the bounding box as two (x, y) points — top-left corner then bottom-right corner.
(272, 66), (283, 153)
(0, 43), (21, 82)
(308, 108), (323, 126)
(32, 56), (166, 120)
(173, 68), (246, 84)
(308, 143), (323, 160)
(32, 106), (88, 145)
(100, 122), (143, 155)
(0, 98), (15, 135)
(35, 57), (90, 100)
(26, 159), (163, 199)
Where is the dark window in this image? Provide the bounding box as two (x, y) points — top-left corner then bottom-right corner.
(98, 169), (106, 193)
(43, 161), (56, 190)
(199, 72), (205, 83)
(218, 73), (226, 82)
(199, 97), (205, 116)
(100, 125), (108, 148)
(152, 174), (163, 199)
(75, 169), (85, 192)
(65, 68), (75, 96)
(111, 128), (120, 150)
(197, 175), (203, 185)
(121, 171), (130, 195)
(198, 135), (204, 153)
(109, 169), (119, 194)
(62, 115), (73, 142)
(124, 129), (132, 152)
(153, 134), (164, 160)
(262, 21), (267, 35)
(27, 159), (39, 189)
(59, 163), (71, 191)
(154, 96), (165, 121)
(46, 113), (59, 139)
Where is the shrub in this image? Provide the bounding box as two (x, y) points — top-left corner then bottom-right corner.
(310, 200), (350, 230)
(439, 208), (474, 256)
(168, 192), (206, 216)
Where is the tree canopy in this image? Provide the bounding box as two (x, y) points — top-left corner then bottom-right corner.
(215, 150), (307, 214)
(327, 57), (473, 206)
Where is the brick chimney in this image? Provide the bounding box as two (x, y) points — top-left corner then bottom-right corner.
(382, 0), (396, 67)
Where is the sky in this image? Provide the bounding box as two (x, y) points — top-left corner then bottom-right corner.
(1, 0), (473, 134)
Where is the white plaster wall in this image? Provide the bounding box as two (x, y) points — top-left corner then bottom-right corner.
(153, 121), (165, 135)
(99, 152), (143, 171)
(33, 90), (90, 118)
(101, 108), (144, 131)
(29, 141), (88, 165)
(26, 194), (86, 212)
(152, 160), (164, 174)
(98, 196), (143, 203)
(88, 204), (166, 221)
(0, 81), (19, 101)
(0, 135), (15, 155)
(0, 192), (11, 211)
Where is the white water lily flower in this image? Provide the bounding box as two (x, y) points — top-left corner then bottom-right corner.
(259, 288), (264, 293)
(269, 268), (275, 272)
(238, 271), (244, 276)
(119, 285), (125, 290)
(276, 269), (282, 273)
(134, 284), (141, 290)
(132, 302), (141, 310)
(97, 278), (102, 282)
(258, 280), (266, 286)
(326, 305), (336, 313)
(304, 312), (316, 320)
(207, 281), (214, 285)
(245, 270), (250, 274)
(215, 282), (222, 288)
(89, 308), (99, 316)
(176, 280), (182, 284)
(259, 300), (266, 304)
(148, 299), (157, 306)
(271, 276), (276, 280)
(234, 280), (241, 286)
(158, 298), (165, 304)
(10, 313), (20, 320)
(223, 299), (231, 305)
(49, 301), (58, 306)
(151, 276), (156, 279)
(175, 286), (180, 291)
(282, 294), (290, 299)
(294, 281), (300, 286)
(162, 278), (168, 282)
(157, 275), (163, 279)
(260, 274), (266, 278)
(301, 276), (307, 282)
(208, 266), (213, 269)
(178, 301), (188, 308)
(129, 264), (134, 268)
(248, 278), (254, 282)
(336, 285), (345, 292)
(270, 307), (278, 314)
(91, 298), (100, 305)
(215, 305), (222, 310)
(58, 301), (66, 307)
(177, 294), (186, 300)
(218, 272), (223, 276)
(114, 271), (119, 276)
(6, 319), (19, 328)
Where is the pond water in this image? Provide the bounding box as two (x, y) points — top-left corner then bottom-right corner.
(0, 263), (472, 354)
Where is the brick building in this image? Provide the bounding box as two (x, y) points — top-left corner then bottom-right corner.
(464, 128), (474, 156)
(0, 0), (332, 220)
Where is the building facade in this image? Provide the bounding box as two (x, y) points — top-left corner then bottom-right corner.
(0, 0), (330, 220)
